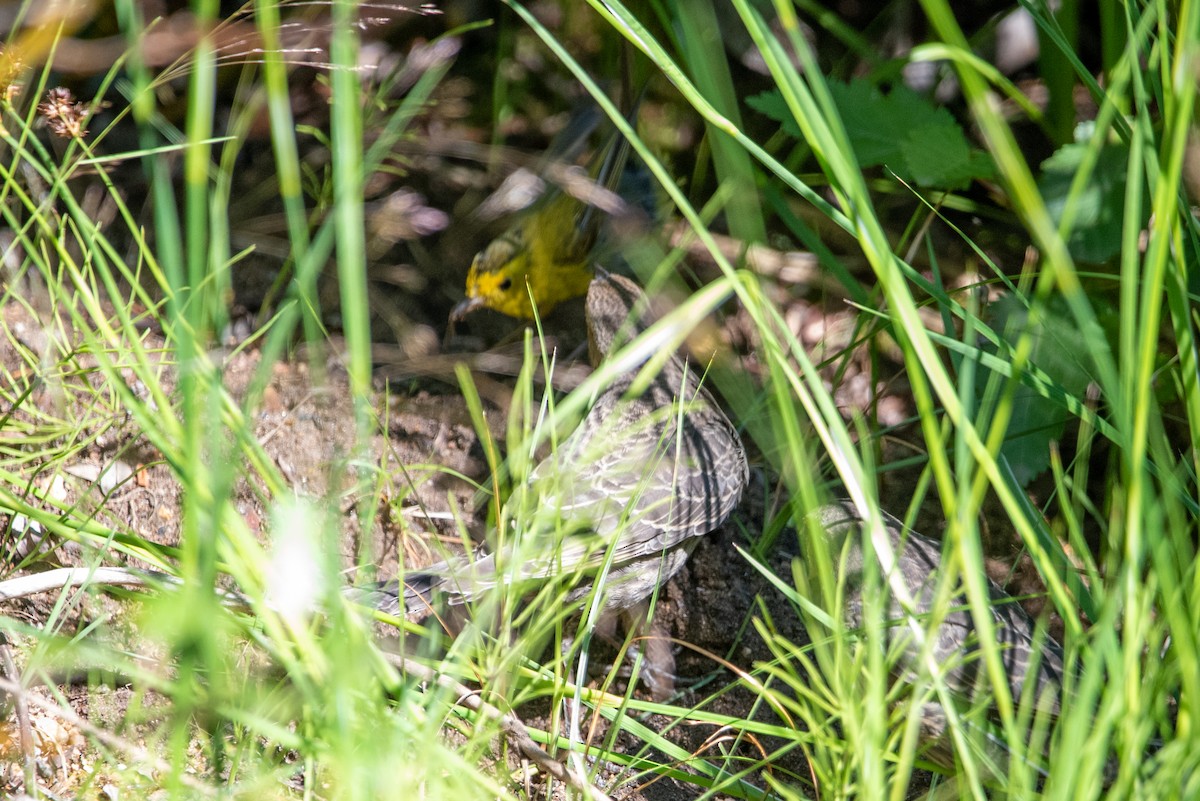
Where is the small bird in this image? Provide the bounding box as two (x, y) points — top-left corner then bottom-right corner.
(361, 272), (748, 640)
(451, 98), (647, 323)
(813, 500), (1067, 770)
(450, 190), (597, 321)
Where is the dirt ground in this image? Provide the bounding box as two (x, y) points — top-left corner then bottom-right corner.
(0, 265), (1058, 799)
(0, 272), (813, 796)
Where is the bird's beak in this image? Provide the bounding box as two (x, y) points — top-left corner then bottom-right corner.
(449, 295), (486, 323)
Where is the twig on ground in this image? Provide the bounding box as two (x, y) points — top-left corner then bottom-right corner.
(0, 567), (164, 602)
(0, 567), (251, 609)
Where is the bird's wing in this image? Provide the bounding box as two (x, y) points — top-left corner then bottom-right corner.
(528, 383), (744, 565)
(817, 501), (1066, 714)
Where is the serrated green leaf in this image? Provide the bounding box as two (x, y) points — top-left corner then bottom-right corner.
(746, 90), (802, 137)
(828, 80), (947, 166)
(899, 122), (974, 189)
(1038, 142), (1132, 263)
(984, 294), (1104, 485)
(747, 80), (994, 189)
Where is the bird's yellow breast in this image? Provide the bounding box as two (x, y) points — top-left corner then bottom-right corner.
(462, 194), (596, 320)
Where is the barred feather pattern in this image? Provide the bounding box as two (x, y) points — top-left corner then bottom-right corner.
(813, 500), (1070, 774)
(356, 271), (748, 619)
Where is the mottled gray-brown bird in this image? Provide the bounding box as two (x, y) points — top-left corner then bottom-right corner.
(813, 500), (1067, 772)
(358, 271), (748, 632)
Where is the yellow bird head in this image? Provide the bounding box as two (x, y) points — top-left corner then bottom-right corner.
(452, 193), (596, 321)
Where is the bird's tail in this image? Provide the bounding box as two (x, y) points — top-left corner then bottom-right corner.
(343, 572), (442, 618)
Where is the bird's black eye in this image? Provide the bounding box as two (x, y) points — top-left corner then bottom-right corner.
(498, 277), (513, 291)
